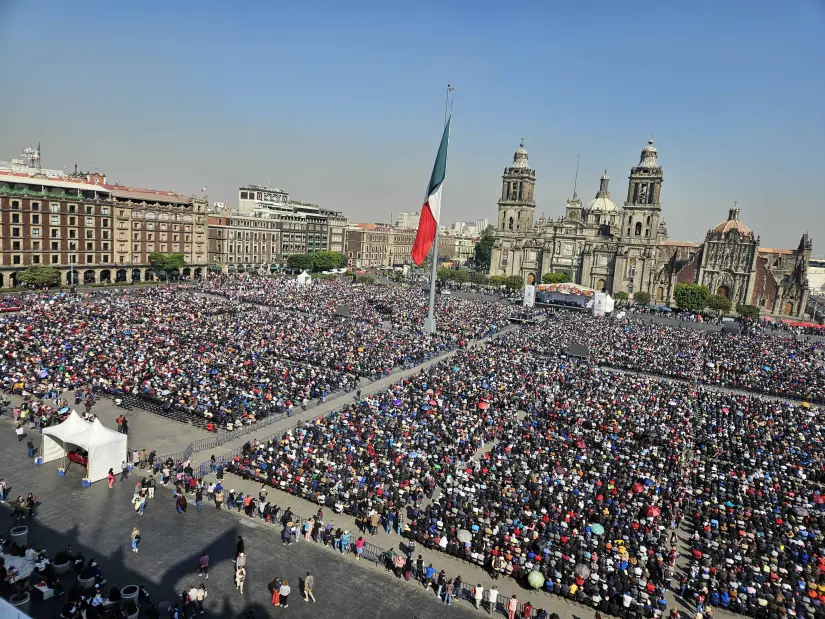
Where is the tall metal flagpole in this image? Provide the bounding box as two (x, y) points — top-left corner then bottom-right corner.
(423, 83), (453, 335)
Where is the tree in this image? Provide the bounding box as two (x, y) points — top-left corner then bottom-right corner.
(614, 291), (629, 302)
(707, 294), (733, 314)
(149, 252), (186, 273)
(436, 268), (455, 282)
(503, 276), (523, 291)
(452, 270), (469, 284)
(736, 303), (760, 320)
(488, 275), (505, 288)
(673, 283), (711, 312)
(541, 272), (570, 284)
(469, 271), (488, 285)
(633, 291), (652, 306)
(18, 266), (60, 287)
(473, 226), (496, 272)
(310, 251), (347, 272)
(286, 254), (314, 271)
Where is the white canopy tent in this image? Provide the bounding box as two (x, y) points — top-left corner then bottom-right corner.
(41, 412), (127, 483)
(296, 270), (312, 286)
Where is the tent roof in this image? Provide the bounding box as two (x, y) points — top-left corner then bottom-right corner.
(89, 419), (128, 447)
(42, 411), (92, 446)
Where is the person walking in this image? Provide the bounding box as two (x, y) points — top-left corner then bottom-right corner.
(107, 468), (115, 488)
(194, 486), (203, 511)
(234, 565), (246, 595)
(130, 527), (140, 553)
(303, 572), (316, 603)
(474, 584), (484, 609)
(197, 553), (209, 579)
(487, 585), (498, 615)
(444, 579), (454, 606)
(120, 459), (129, 481)
(279, 579), (291, 608)
(507, 594), (518, 619)
(196, 583), (207, 614)
(147, 474), (156, 499)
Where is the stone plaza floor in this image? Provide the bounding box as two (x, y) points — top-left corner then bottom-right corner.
(0, 415), (484, 619)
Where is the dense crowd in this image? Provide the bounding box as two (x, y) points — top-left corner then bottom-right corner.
(494, 312), (825, 402)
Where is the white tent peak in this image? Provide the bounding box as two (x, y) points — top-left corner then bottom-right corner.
(41, 414), (127, 483)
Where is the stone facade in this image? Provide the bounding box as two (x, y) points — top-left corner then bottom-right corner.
(489, 139), (811, 317)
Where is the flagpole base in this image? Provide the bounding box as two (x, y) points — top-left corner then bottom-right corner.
(423, 317), (437, 335)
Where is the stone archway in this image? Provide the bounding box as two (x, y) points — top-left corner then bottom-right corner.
(0, 273), (3, 288)
(784, 301), (794, 315)
(100, 269), (112, 283)
(716, 285), (730, 299)
(526, 273), (535, 285)
(194, 267), (203, 279)
(596, 278), (606, 292)
(67, 271), (78, 285)
(131, 268), (141, 282)
(116, 269), (127, 282)
(83, 270), (96, 284)
(656, 286), (664, 301)
(9, 272), (18, 288)
(145, 269), (155, 281)
(182, 267), (191, 279)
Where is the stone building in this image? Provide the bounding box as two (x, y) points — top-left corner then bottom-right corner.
(489, 139), (811, 317)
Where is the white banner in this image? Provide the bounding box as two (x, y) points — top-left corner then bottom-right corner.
(523, 284), (536, 308)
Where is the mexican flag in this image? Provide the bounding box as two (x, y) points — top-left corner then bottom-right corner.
(411, 118), (451, 266)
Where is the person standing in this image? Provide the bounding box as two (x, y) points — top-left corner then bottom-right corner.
(507, 594), (518, 619)
(270, 575), (281, 607)
(487, 585), (498, 615)
(130, 527), (140, 553)
(194, 486), (203, 511)
(120, 460), (129, 481)
(279, 580), (291, 608)
(107, 468), (115, 488)
(234, 565), (246, 595)
(474, 584), (484, 609)
(147, 474), (156, 499)
(197, 553), (209, 579)
(303, 572), (315, 603)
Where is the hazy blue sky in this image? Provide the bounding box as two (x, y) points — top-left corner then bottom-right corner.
(1, 1), (823, 248)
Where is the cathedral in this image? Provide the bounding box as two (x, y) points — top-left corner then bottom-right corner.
(489, 139), (811, 318)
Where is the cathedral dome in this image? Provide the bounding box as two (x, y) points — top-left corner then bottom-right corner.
(713, 207), (751, 236)
(586, 170), (617, 212)
(512, 138), (529, 169)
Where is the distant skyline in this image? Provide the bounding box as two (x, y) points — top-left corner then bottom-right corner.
(0, 1), (823, 249)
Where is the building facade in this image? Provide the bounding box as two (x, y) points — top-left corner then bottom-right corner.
(207, 213), (282, 273)
(489, 139), (811, 317)
(345, 224), (416, 269)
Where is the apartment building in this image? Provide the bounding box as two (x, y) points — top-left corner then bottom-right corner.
(207, 213), (282, 273)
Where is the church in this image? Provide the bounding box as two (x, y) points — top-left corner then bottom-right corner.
(489, 139), (811, 318)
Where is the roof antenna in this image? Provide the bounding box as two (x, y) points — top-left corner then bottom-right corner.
(572, 154), (580, 198)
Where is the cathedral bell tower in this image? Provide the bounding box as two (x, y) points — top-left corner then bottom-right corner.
(621, 139), (663, 241)
(497, 139), (536, 233)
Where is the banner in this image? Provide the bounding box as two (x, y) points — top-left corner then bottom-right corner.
(523, 285), (536, 308)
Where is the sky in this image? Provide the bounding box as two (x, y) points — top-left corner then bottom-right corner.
(0, 1), (823, 249)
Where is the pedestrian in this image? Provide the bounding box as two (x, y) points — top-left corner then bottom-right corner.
(130, 527), (140, 553)
(107, 468), (115, 488)
(120, 459), (129, 481)
(507, 594), (518, 619)
(147, 474), (155, 499)
(195, 486), (203, 511)
(197, 553), (209, 579)
(279, 579), (291, 607)
(26, 438), (36, 459)
(444, 579), (454, 606)
(116, 414), (123, 433)
(236, 552), (246, 571)
(487, 586), (498, 615)
(236, 536), (245, 557)
(304, 571), (315, 603)
(522, 601), (533, 618)
(474, 584), (484, 609)
(269, 575), (281, 606)
(424, 564), (436, 591)
(436, 569), (447, 599)
(234, 565), (245, 595)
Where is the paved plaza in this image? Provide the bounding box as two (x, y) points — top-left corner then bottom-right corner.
(0, 414), (483, 618)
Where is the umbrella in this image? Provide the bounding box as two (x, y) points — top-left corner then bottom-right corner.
(392, 399), (402, 406)
(589, 523), (605, 536)
(574, 563), (591, 579)
(420, 404), (431, 411)
(478, 402), (489, 410)
(457, 529), (472, 543)
(793, 506), (810, 517)
(645, 505), (661, 518)
(527, 570), (545, 588)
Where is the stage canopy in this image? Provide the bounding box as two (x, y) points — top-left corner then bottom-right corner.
(42, 412), (128, 483)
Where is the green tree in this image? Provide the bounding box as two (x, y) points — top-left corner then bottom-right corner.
(452, 270), (469, 284)
(673, 283), (711, 312)
(736, 303), (760, 320)
(488, 275), (505, 287)
(541, 272), (570, 284)
(473, 225), (496, 272)
(286, 254), (314, 271)
(614, 291), (629, 302)
(310, 251), (347, 272)
(357, 275), (376, 285)
(148, 252), (186, 273)
(707, 294), (733, 314)
(18, 266), (61, 287)
(633, 291), (652, 306)
(503, 275), (524, 291)
(469, 271), (488, 285)
(436, 268), (455, 282)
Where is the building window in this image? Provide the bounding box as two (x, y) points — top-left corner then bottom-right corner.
(69, 230), (77, 239)
(102, 255), (109, 263)
(102, 207), (110, 215)
(32, 241), (40, 250)
(51, 255), (59, 264)
(50, 203), (60, 213)
(86, 217), (94, 226)
(51, 215), (59, 225)
(87, 255), (94, 264)
(31, 202), (40, 211)
(32, 255), (40, 264)
(102, 242), (109, 251)
(11, 200), (20, 209)
(11, 227), (20, 237)
(13, 255), (21, 265)
(69, 216), (76, 226)
(11, 213), (20, 224)
(86, 206), (93, 215)
(69, 204), (76, 214)
(634, 222), (642, 236)
(12, 241), (20, 251)
(51, 242), (59, 251)
(32, 214), (39, 225)
(86, 230), (94, 239)
(86, 242), (93, 251)
(31, 228), (40, 238)
(51, 229), (59, 238)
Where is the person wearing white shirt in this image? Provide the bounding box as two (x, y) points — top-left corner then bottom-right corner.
(474, 584), (484, 609)
(487, 586), (498, 615)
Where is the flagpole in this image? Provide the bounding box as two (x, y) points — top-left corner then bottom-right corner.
(423, 83), (453, 335)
